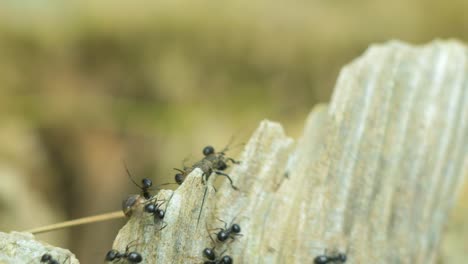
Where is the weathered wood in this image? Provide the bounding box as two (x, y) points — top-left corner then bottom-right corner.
(1, 40), (465, 264)
(111, 40), (468, 263)
(0, 232), (79, 264)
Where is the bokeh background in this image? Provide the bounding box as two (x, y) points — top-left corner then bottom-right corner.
(0, 1), (467, 263)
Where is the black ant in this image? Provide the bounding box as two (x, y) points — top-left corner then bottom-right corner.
(124, 162), (175, 200)
(144, 199), (165, 220)
(40, 254), (60, 264)
(143, 195), (173, 230)
(39, 253), (70, 264)
(314, 252), (347, 264)
(201, 225), (234, 263)
(174, 144), (241, 227)
(174, 145), (240, 190)
(105, 241), (143, 263)
(209, 218), (242, 242)
(202, 248), (233, 264)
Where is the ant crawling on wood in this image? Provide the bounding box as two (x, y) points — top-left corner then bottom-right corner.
(143, 193), (174, 230)
(174, 142), (242, 227)
(144, 199), (166, 221)
(124, 162), (175, 200)
(174, 144), (240, 190)
(105, 241), (143, 263)
(314, 251), (347, 264)
(202, 247), (233, 264)
(202, 231), (233, 264)
(40, 253), (68, 264)
(208, 217), (242, 243)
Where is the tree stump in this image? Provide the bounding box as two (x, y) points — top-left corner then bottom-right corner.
(1, 40), (466, 264)
(111, 40), (468, 263)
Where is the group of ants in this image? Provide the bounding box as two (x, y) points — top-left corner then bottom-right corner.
(39, 145), (347, 264)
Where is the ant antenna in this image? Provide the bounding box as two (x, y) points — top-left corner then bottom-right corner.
(219, 133), (245, 154)
(153, 182), (178, 189)
(181, 155), (192, 168)
(123, 160), (142, 189)
(173, 168), (185, 174)
(206, 224), (217, 245)
(220, 210), (245, 226)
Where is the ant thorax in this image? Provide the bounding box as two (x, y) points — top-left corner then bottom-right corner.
(192, 158), (215, 174)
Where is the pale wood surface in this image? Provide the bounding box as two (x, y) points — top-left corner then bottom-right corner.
(1, 40), (466, 264)
(0, 232), (79, 264)
(111, 41), (468, 264)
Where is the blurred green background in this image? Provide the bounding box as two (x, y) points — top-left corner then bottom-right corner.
(0, 0), (466, 263)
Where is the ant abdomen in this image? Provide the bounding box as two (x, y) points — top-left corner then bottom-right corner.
(175, 173), (185, 184)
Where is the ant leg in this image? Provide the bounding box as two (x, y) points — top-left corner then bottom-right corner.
(157, 198), (167, 207)
(153, 182), (178, 190)
(227, 233), (243, 245)
(145, 219), (167, 231)
(216, 218), (228, 229)
(202, 169), (213, 185)
(207, 228), (224, 233)
(181, 156), (191, 168)
(158, 221), (168, 231)
(206, 225), (218, 246)
(162, 191), (175, 211)
(219, 249), (228, 257)
(214, 171), (238, 190)
(125, 239), (139, 253)
(226, 157), (241, 164)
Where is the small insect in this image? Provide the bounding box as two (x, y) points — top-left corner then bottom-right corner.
(210, 218), (242, 242)
(174, 145), (240, 190)
(40, 254), (59, 264)
(314, 252), (347, 264)
(124, 163), (155, 200)
(202, 248), (233, 264)
(174, 143), (241, 227)
(144, 199), (165, 220)
(124, 163), (175, 200)
(105, 241), (143, 263)
(143, 198), (169, 230)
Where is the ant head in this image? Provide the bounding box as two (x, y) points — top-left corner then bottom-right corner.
(127, 252), (143, 263)
(221, 256), (233, 264)
(202, 248), (216, 260)
(105, 250), (119, 261)
(203, 146), (215, 156)
(217, 231), (229, 242)
(231, 224), (241, 233)
(175, 173), (185, 185)
(41, 254), (52, 262)
(314, 255), (329, 264)
(156, 209), (165, 219)
(141, 178), (152, 189)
